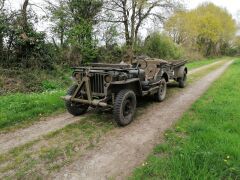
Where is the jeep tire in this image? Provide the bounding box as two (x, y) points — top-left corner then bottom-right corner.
(154, 78), (167, 102)
(65, 85), (89, 116)
(114, 89), (137, 126)
(178, 71), (187, 88)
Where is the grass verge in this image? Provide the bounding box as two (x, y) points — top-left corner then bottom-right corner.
(131, 60), (240, 179)
(0, 90), (65, 131)
(186, 57), (229, 70)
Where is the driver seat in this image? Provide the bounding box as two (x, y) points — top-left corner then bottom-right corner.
(139, 61), (161, 91)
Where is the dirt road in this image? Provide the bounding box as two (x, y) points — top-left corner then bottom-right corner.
(52, 60), (233, 180)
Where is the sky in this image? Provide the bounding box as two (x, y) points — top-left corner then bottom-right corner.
(6, 0), (240, 36)
(9, 0), (240, 17)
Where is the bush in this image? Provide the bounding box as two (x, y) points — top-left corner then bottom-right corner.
(144, 32), (183, 60)
(97, 44), (123, 63)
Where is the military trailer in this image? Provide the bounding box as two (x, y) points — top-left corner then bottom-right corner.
(62, 57), (188, 126)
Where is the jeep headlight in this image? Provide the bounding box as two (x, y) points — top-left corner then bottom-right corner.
(73, 72), (82, 81)
(104, 75), (112, 83)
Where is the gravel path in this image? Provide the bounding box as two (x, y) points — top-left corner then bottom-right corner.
(52, 60), (233, 180)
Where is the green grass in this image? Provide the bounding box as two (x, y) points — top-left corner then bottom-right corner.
(0, 90), (65, 130)
(131, 60), (240, 179)
(186, 57), (226, 70)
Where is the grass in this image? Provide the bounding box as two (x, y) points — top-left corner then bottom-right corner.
(0, 112), (114, 179)
(131, 60), (240, 179)
(186, 57), (228, 70)
(0, 90), (65, 131)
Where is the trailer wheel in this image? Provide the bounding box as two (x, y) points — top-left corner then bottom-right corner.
(154, 78), (167, 102)
(178, 71), (187, 88)
(65, 85), (89, 116)
(114, 89), (136, 126)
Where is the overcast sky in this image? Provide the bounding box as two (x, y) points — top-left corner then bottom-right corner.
(9, 0), (240, 17)
(7, 0), (240, 37)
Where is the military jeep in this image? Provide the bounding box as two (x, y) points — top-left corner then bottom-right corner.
(62, 57), (187, 126)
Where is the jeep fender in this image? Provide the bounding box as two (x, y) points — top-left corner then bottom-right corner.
(110, 79), (142, 96)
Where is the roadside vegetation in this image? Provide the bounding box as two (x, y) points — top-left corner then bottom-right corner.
(131, 60), (240, 179)
(187, 57), (226, 70)
(0, 90), (65, 130)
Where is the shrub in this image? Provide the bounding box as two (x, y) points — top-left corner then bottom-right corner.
(144, 32), (183, 60)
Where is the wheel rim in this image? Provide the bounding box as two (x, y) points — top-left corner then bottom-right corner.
(159, 81), (166, 96)
(122, 98), (134, 118)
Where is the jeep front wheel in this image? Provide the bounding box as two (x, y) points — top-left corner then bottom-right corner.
(154, 78), (167, 102)
(113, 89), (137, 126)
(65, 85), (89, 116)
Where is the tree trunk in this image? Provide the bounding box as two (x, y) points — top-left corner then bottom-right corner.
(22, 0), (29, 31)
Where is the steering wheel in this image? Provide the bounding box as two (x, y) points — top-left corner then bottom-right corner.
(136, 59), (148, 69)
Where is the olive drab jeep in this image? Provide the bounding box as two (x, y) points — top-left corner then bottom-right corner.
(62, 56), (188, 126)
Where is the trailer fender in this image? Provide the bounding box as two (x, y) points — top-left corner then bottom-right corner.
(175, 66), (188, 78)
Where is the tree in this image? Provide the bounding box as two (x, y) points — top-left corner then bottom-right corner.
(47, 0), (103, 64)
(0, 0), (55, 68)
(102, 24), (119, 48)
(47, 0), (70, 48)
(0, 0), (6, 62)
(101, 0), (180, 62)
(165, 3), (237, 56)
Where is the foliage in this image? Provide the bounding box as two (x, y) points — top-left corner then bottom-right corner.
(131, 60), (240, 179)
(143, 32), (183, 59)
(165, 3), (237, 57)
(0, 3), (56, 69)
(0, 67), (71, 94)
(97, 44), (123, 63)
(48, 0), (103, 64)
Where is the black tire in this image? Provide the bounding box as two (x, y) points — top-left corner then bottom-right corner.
(154, 78), (167, 102)
(178, 71), (187, 88)
(113, 89), (137, 126)
(65, 85), (89, 116)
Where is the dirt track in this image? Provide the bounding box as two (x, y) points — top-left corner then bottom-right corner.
(52, 60), (233, 180)
(0, 113), (80, 153)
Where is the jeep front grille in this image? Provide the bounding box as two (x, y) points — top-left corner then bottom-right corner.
(90, 73), (105, 94)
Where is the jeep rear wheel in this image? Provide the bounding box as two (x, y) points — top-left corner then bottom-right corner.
(154, 78), (167, 102)
(114, 89), (136, 126)
(178, 71), (187, 88)
(65, 85), (89, 116)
